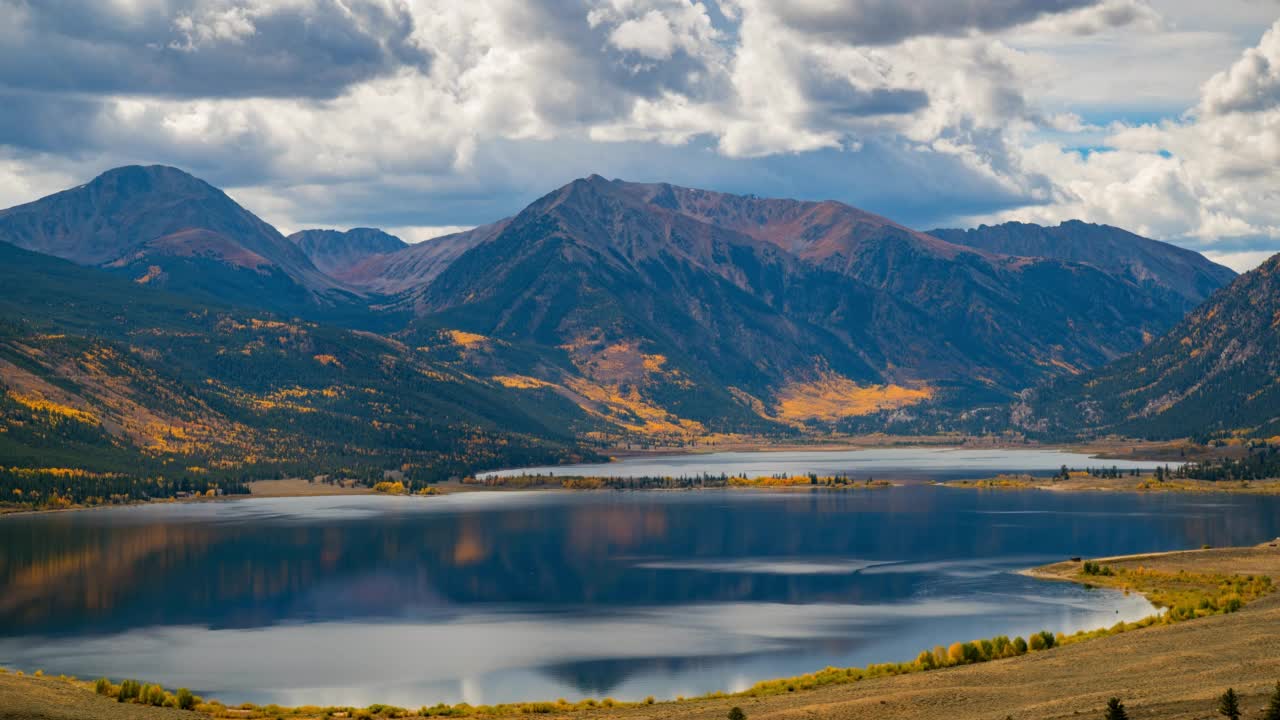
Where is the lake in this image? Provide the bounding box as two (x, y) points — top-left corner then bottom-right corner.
(2, 451), (1277, 709)
(477, 447), (1174, 480)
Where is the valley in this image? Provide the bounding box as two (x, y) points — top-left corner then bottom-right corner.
(4, 165), (1272, 511)
(7, 8), (1280, 720)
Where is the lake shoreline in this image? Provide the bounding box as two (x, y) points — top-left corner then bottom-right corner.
(10, 464), (1278, 520)
(939, 474), (1280, 494)
(5, 541), (1280, 720)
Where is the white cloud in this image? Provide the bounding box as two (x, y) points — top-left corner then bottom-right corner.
(1202, 249), (1280, 272)
(609, 11), (680, 59)
(1199, 19), (1280, 115)
(0, 0), (1277, 264)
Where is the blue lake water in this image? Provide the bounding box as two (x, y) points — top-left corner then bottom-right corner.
(477, 447), (1174, 480)
(2, 451), (1278, 709)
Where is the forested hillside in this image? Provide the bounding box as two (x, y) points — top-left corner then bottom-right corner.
(0, 241), (596, 508)
(1019, 252), (1280, 440)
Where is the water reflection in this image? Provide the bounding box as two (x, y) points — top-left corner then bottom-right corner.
(479, 447), (1175, 479)
(1, 486), (1278, 706)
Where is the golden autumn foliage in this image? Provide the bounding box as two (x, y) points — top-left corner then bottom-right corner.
(8, 392), (99, 425)
(774, 374), (932, 422)
(728, 475), (892, 488)
(565, 376), (705, 438)
(373, 481), (406, 495)
(492, 375), (555, 389)
(446, 330), (489, 347)
(641, 353), (668, 372)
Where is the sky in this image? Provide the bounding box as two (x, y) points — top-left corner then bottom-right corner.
(1, 1), (1279, 271)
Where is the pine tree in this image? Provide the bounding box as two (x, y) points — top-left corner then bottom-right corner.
(1218, 688), (1241, 720)
(1104, 697), (1128, 720)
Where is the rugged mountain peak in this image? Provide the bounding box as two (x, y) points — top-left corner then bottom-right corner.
(80, 164), (217, 199)
(0, 164), (349, 309)
(520, 176), (982, 268)
(288, 227), (407, 277)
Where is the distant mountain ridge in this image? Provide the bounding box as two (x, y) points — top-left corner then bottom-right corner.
(929, 220), (1235, 307)
(0, 166), (1241, 451)
(1019, 251), (1280, 440)
(289, 227), (407, 278)
(340, 221), (507, 296)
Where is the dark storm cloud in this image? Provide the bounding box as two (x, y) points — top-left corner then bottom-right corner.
(797, 67), (930, 119)
(0, 93), (101, 153)
(772, 0), (1103, 45)
(0, 0), (429, 99)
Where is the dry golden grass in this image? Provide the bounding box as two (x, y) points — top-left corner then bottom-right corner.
(243, 478), (371, 498)
(0, 672), (190, 720)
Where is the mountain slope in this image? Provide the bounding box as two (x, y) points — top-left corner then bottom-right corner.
(411, 178), (928, 433)
(1, 168), (1241, 446)
(929, 221), (1235, 307)
(340, 221), (508, 296)
(0, 239), (595, 479)
(0, 166), (355, 312)
(1019, 252), (1280, 439)
(398, 176), (1228, 435)
(624, 180), (1203, 388)
(288, 227), (407, 277)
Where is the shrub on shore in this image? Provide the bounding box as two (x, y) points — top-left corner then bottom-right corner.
(143, 683), (168, 707)
(1082, 561), (1114, 576)
(116, 679), (141, 703)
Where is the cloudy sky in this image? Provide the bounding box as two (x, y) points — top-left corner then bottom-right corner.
(2, 0), (1279, 270)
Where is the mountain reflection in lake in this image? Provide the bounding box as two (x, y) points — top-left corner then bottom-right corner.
(3, 483), (1279, 708)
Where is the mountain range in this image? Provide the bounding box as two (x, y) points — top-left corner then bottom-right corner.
(1019, 251), (1280, 440)
(0, 166), (357, 314)
(1, 164), (1264, 478)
